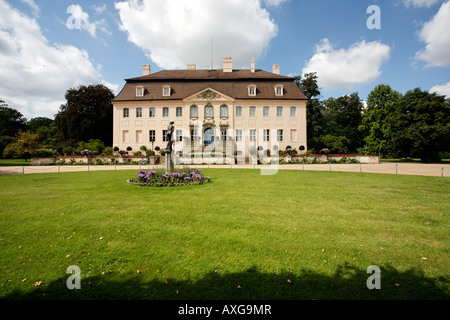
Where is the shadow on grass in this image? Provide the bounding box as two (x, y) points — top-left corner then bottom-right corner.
(2, 264), (448, 300)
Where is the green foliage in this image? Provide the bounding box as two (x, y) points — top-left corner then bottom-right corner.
(386, 88), (450, 162)
(3, 131), (41, 160)
(312, 134), (349, 153)
(35, 149), (56, 157)
(360, 84), (402, 155)
(0, 103), (28, 137)
(77, 139), (106, 154)
(27, 117), (53, 134)
(54, 84), (114, 146)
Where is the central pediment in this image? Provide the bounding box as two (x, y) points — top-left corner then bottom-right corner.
(184, 88), (235, 103)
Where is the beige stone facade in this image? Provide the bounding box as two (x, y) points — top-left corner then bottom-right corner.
(113, 58), (307, 163)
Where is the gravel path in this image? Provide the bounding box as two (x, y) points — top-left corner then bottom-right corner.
(1, 163), (449, 177)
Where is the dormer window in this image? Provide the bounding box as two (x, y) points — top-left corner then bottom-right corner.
(274, 84), (284, 96)
(136, 86), (144, 97)
(162, 85), (171, 97)
(247, 84), (257, 97)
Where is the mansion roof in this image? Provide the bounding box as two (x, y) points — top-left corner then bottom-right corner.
(113, 69), (308, 102)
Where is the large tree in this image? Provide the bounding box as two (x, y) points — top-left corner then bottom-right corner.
(386, 88), (450, 162)
(0, 101), (28, 137)
(0, 99), (28, 157)
(360, 84), (402, 155)
(295, 72), (324, 151)
(321, 93), (364, 153)
(3, 131), (41, 161)
(54, 84), (115, 146)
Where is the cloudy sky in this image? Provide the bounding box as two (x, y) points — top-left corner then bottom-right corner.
(1, 0), (449, 119)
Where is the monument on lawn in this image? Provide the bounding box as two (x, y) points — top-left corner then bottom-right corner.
(165, 121), (175, 172)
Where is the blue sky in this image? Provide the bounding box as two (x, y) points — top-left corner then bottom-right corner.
(1, 0), (449, 119)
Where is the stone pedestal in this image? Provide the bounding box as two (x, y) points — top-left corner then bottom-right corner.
(165, 151), (174, 172)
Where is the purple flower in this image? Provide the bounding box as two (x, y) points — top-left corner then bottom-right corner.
(184, 177), (191, 181)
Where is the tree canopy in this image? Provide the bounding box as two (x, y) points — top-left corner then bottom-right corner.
(386, 88), (450, 162)
(54, 84), (114, 146)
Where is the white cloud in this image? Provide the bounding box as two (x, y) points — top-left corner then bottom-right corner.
(263, 0), (290, 6)
(92, 3), (107, 15)
(430, 81), (450, 97)
(415, 1), (450, 67)
(20, 0), (39, 17)
(302, 39), (391, 91)
(66, 4), (97, 38)
(0, 0), (115, 119)
(115, 0), (279, 70)
(403, 0), (442, 8)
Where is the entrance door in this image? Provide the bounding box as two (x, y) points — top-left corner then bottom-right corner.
(204, 128), (215, 146)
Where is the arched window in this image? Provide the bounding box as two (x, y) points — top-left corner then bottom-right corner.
(205, 103), (213, 117)
(220, 104), (228, 117)
(190, 105), (198, 118)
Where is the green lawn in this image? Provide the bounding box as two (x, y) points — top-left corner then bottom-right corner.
(0, 159), (30, 166)
(0, 169), (448, 300)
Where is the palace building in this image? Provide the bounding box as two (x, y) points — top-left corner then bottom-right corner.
(112, 57), (307, 163)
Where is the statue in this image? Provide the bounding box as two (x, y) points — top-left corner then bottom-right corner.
(164, 122), (175, 172)
(165, 122), (175, 153)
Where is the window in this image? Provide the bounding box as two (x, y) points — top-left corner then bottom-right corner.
(149, 107), (155, 118)
(205, 104), (213, 117)
(176, 129), (183, 142)
(235, 129), (242, 142)
(263, 106), (269, 117)
(277, 129), (283, 142)
(263, 129), (270, 142)
(163, 107), (169, 117)
(248, 85), (256, 96)
(136, 130), (142, 143)
(249, 106), (256, 117)
(190, 105), (198, 118)
(277, 106), (283, 117)
(149, 130), (156, 142)
(221, 129), (227, 141)
(136, 87), (144, 97)
(136, 108), (142, 118)
(249, 129), (256, 142)
(162, 130), (168, 142)
(275, 85), (283, 96)
(162, 86), (171, 96)
(176, 107), (182, 117)
(123, 108), (129, 118)
(236, 106), (242, 117)
(290, 106), (297, 117)
(220, 104), (228, 117)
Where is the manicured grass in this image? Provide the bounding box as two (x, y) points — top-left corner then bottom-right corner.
(0, 169), (448, 300)
(0, 159), (30, 166)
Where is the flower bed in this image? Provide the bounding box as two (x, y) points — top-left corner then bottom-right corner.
(127, 168), (210, 187)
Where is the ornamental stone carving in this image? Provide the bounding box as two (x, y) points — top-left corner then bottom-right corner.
(198, 90), (220, 100)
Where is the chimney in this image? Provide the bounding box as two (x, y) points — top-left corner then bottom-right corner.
(187, 64), (196, 70)
(143, 64), (151, 76)
(251, 57), (255, 73)
(273, 64), (279, 75)
(223, 57), (233, 73)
